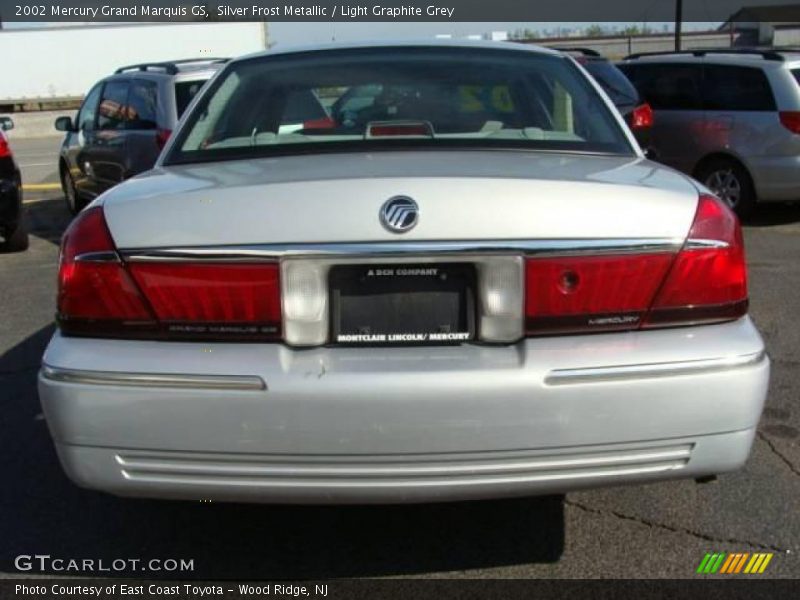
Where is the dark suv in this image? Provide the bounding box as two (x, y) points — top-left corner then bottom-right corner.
(0, 116), (27, 252)
(55, 59), (226, 213)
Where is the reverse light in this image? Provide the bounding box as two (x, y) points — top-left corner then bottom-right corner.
(477, 257), (524, 342)
(281, 261), (328, 346)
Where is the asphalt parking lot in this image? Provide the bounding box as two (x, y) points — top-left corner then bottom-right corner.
(1, 137), (799, 579)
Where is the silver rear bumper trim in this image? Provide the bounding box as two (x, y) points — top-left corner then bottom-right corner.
(40, 365), (266, 391)
(545, 351), (766, 385)
(121, 237), (684, 262)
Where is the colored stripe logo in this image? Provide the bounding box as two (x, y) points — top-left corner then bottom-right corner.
(696, 552), (773, 574)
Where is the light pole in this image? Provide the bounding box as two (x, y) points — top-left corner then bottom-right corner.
(675, 0), (683, 51)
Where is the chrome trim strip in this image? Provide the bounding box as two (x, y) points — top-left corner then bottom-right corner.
(74, 251), (120, 263)
(685, 238), (730, 250)
(41, 365), (266, 391)
(115, 446), (692, 476)
(122, 238), (684, 262)
(544, 351), (766, 385)
(119, 462), (688, 486)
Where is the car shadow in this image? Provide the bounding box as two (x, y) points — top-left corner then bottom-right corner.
(744, 202), (800, 227)
(0, 324), (564, 579)
(22, 195), (71, 247)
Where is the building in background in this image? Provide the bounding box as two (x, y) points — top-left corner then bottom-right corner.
(520, 30), (734, 60)
(720, 4), (800, 46)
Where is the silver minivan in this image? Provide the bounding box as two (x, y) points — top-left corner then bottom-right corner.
(619, 49), (800, 217)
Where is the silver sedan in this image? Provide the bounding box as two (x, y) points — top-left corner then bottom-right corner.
(40, 41), (768, 503)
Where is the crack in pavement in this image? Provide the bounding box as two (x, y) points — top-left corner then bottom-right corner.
(757, 430), (800, 478)
(565, 499), (790, 553)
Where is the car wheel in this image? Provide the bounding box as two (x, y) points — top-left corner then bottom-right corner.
(61, 168), (82, 215)
(1, 218), (29, 252)
(696, 158), (756, 219)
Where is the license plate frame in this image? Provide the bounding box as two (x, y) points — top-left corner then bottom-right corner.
(329, 263), (476, 346)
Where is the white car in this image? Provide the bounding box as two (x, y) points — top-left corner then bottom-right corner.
(40, 41), (769, 504)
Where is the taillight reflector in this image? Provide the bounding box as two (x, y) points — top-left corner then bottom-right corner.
(156, 128), (172, 150)
(58, 207), (281, 340)
(58, 208), (155, 331)
(645, 194), (747, 326)
(779, 111), (800, 134)
(58, 196), (747, 344)
(525, 194), (747, 336)
(631, 103), (654, 129)
(525, 254), (674, 334)
(129, 263), (281, 334)
(0, 132), (11, 159)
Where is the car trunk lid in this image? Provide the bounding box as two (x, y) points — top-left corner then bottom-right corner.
(102, 151), (700, 248)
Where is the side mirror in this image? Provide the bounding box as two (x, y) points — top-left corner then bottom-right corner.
(0, 116), (13, 131)
(642, 147), (658, 161)
(55, 116), (75, 132)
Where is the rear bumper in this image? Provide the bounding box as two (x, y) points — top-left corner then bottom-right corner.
(51, 431), (755, 504)
(39, 317), (769, 503)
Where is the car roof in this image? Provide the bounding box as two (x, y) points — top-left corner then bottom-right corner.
(232, 39), (562, 64)
(111, 59), (227, 78)
(621, 49), (800, 69)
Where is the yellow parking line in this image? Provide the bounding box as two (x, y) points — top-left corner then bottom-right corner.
(22, 196), (56, 205)
(23, 183), (61, 191)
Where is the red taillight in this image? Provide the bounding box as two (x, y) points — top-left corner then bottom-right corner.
(303, 116), (336, 130)
(525, 254), (674, 334)
(58, 208), (155, 333)
(58, 207), (281, 340)
(368, 122), (432, 137)
(631, 103), (654, 129)
(156, 128), (172, 150)
(779, 111), (800, 134)
(645, 194), (747, 327)
(524, 193), (747, 335)
(0, 132), (11, 159)
(128, 263), (281, 338)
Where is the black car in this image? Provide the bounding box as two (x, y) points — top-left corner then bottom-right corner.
(54, 59), (225, 214)
(0, 116), (27, 252)
(558, 48), (654, 153)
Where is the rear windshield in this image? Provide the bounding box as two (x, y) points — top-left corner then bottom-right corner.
(175, 79), (208, 117)
(166, 47), (633, 165)
(793, 69), (800, 87)
(581, 60), (640, 109)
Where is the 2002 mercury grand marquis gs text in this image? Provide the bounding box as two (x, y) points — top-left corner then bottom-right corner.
(39, 42), (769, 503)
